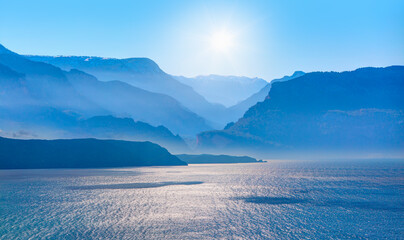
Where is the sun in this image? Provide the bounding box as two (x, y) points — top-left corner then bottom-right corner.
(209, 30), (235, 53)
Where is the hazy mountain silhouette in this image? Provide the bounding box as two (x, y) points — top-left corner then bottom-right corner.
(0, 63), (31, 106)
(0, 137), (186, 169)
(0, 43), (202, 153)
(197, 66), (404, 155)
(175, 75), (268, 107)
(0, 105), (187, 152)
(65, 69), (211, 135)
(0, 44), (211, 138)
(26, 55), (228, 128)
(72, 115), (188, 152)
(0, 44), (102, 114)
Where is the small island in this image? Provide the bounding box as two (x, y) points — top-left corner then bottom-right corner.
(176, 154), (265, 164)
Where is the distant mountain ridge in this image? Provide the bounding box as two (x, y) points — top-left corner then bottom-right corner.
(175, 75), (268, 107)
(0, 105), (189, 152)
(65, 68), (210, 135)
(72, 115), (188, 152)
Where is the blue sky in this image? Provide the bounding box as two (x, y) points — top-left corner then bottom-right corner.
(0, 0), (403, 80)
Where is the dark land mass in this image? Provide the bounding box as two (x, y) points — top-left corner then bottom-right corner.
(0, 137), (186, 169)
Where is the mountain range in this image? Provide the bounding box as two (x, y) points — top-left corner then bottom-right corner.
(1, 43), (275, 152)
(26, 55), (230, 128)
(2, 43), (403, 158)
(25, 55), (282, 128)
(0, 44), (211, 149)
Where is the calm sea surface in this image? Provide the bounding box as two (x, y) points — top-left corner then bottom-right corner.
(0, 160), (403, 239)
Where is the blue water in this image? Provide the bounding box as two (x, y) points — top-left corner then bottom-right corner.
(0, 160), (403, 239)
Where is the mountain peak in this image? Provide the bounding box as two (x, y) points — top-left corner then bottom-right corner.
(292, 71), (305, 77)
(0, 43), (17, 55)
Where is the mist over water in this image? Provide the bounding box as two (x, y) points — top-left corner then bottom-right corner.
(0, 160), (403, 239)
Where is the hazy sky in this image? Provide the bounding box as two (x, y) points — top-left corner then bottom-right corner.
(0, 0), (403, 80)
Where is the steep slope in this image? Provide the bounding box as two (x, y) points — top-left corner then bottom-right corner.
(197, 66), (404, 154)
(0, 137), (186, 169)
(0, 63), (32, 106)
(175, 75), (268, 107)
(26, 55), (228, 127)
(225, 71), (305, 123)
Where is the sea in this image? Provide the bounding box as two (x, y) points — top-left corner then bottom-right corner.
(0, 160), (403, 239)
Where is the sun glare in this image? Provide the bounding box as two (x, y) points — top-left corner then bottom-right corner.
(209, 30), (235, 53)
